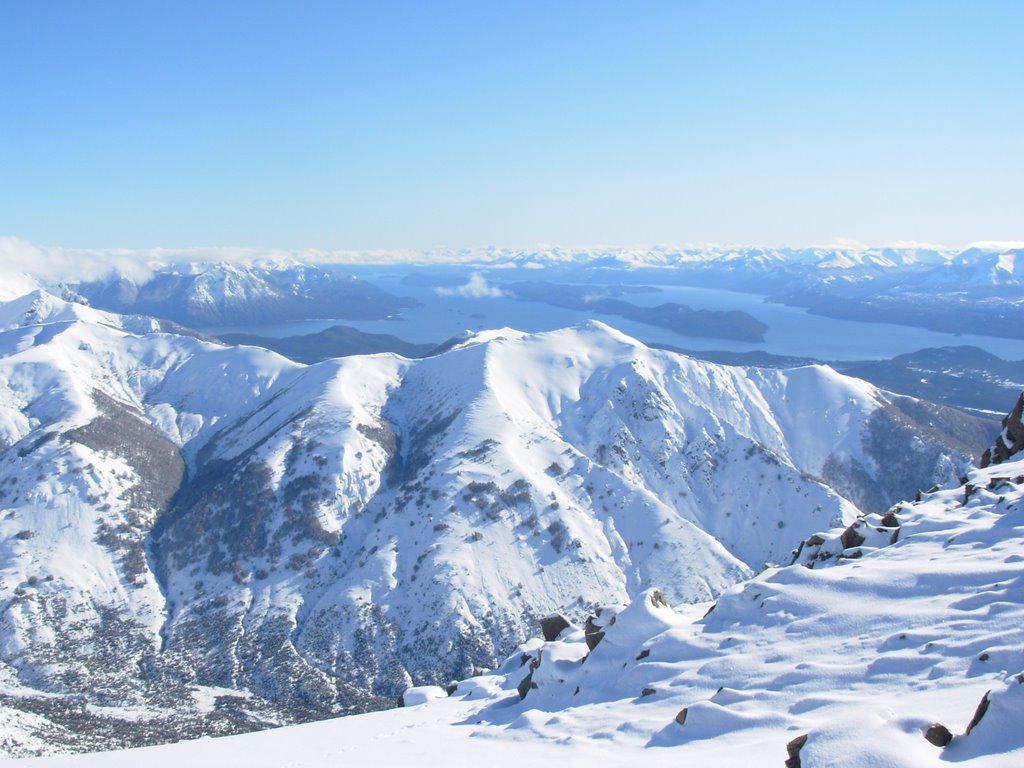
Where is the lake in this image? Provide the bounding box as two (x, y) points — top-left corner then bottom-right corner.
(204, 276), (1024, 362)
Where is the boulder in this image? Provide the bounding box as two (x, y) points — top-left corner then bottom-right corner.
(584, 607), (617, 650)
(539, 613), (571, 642)
(840, 522), (866, 549)
(924, 723), (953, 747)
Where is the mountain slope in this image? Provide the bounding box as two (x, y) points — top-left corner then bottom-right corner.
(13, 436), (1024, 766)
(0, 295), (992, 755)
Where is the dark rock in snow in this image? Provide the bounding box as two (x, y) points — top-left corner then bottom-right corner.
(980, 392), (1024, 467)
(965, 690), (991, 735)
(539, 613), (570, 642)
(840, 523), (866, 549)
(879, 510), (900, 529)
(924, 722), (953, 747)
(584, 617), (605, 651)
(785, 733), (808, 767)
(517, 652), (542, 700)
(964, 484), (977, 504)
(516, 672), (536, 701)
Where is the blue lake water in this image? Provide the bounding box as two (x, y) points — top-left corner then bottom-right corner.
(206, 276), (1024, 362)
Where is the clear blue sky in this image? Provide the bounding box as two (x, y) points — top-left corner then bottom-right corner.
(1, 1), (1021, 250)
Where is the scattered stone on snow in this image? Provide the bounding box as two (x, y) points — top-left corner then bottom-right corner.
(924, 722), (953, 747)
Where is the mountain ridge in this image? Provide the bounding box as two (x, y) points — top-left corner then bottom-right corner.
(0, 293), (995, 755)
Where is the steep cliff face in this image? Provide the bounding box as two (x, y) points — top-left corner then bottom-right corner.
(0, 295), (990, 755)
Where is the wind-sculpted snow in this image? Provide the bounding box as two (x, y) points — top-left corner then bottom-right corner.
(0, 293), (991, 755)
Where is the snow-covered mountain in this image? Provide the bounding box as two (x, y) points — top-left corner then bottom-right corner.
(13, 415), (1024, 766)
(68, 262), (415, 327)
(0, 292), (992, 755)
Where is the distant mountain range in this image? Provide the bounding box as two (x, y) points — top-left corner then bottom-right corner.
(8, 241), (1015, 341)
(405, 243), (1024, 340)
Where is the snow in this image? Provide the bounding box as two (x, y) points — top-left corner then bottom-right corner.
(400, 685), (448, 706)
(0, 291), (117, 333)
(151, 462), (1024, 764)
(996, 252), (1017, 275)
(12, 451), (1024, 768)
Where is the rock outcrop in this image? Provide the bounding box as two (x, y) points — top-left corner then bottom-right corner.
(980, 392), (1024, 467)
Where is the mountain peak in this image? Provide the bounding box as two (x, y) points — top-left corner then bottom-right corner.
(0, 289), (114, 331)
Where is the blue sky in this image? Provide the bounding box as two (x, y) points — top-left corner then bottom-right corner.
(1, 1), (1021, 250)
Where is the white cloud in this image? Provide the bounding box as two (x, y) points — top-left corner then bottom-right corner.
(809, 237), (871, 251)
(0, 236), (491, 287)
(434, 272), (506, 299)
(964, 241), (1024, 252)
(0, 236), (157, 283)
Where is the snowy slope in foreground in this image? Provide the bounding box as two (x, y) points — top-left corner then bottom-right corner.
(13, 455), (1024, 767)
